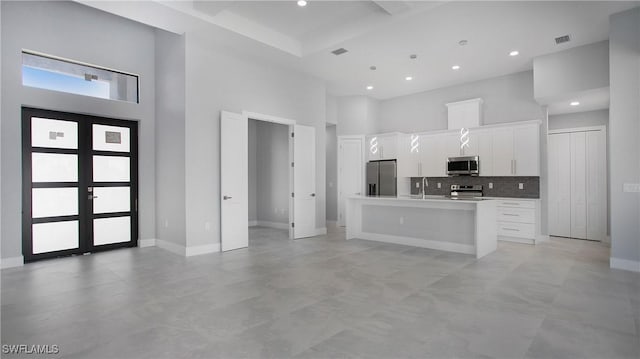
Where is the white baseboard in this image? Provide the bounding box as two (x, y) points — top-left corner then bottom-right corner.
(358, 231), (475, 255)
(156, 239), (186, 256)
(185, 243), (220, 257)
(248, 220), (258, 227)
(498, 236), (535, 245)
(314, 227), (327, 236)
(156, 239), (220, 257)
(256, 221), (289, 230)
(536, 235), (550, 243)
(610, 257), (640, 273)
(1, 256), (24, 269)
(138, 238), (157, 248)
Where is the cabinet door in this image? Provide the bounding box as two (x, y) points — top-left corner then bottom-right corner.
(397, 134), (420, 177)
(366, 136), (380, 161)
(379, 135), (398, 160)
(513, 125), (540, 176)
(492, 128), (514, 176)
(421, 135), (445, 177)
(548, 133), (571, 237)
(570, 132), (587, 239)
(444, 132), (462, 158)
(467, 130), (493, 176)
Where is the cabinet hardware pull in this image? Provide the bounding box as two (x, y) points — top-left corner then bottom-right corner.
(503, 213), (519, 216)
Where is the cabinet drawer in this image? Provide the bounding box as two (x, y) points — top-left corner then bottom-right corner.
(497, 208), (535, 223)
(498, 222), (535, 239)
(496, 200), (536, 209)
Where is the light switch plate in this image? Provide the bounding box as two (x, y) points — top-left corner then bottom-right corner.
(519, 183), (524, 190)
(623, 183), (640, 193)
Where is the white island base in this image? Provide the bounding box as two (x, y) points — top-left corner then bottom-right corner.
(346, 196), (498, 259)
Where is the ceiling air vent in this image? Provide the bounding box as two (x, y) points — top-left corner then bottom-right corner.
(331, 48), (348, 56)
(555, 34), (571, 45)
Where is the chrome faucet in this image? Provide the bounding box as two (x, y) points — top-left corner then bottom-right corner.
(421, 177), (429, 199)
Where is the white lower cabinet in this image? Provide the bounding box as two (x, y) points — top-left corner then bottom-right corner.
(494, 199), (540, 244)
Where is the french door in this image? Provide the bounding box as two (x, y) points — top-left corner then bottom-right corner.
(22, 107), (138, 262)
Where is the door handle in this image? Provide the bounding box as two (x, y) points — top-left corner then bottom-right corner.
(223, 195), (232, 200)
(88, 195), (98, 200)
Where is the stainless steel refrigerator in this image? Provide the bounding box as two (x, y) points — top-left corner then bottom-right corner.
(366, 160), (397, 196)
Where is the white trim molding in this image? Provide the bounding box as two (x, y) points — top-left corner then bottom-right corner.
(138, 238), (157, 248)
(359, 232), (475, 255)
(610, 257), (640, 272)
(1, 256), (24, 269)
(156, 239), (186, 256)
(256, 221), (289, 230)
(185, 243), (220, 257)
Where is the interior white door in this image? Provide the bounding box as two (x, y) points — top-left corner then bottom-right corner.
(548, 133), (571, 237)
(220, 111), (248, 251)
(338, 137), (364, 226)
(570, 132), (587, 239)
(586, 130), (606, 241)
(293, 124), (316, 238)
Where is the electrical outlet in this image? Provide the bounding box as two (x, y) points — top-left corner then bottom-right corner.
(399, 216), (404, 225)
(519, 183), (524, 190)
(489, 182), (493, 189)
(623, 183), (640, 193)
(437, 182), (441, 189)
(415, 182), (420, 188)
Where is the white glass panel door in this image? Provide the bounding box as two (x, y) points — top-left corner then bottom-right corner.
(23, 108), (138, 262)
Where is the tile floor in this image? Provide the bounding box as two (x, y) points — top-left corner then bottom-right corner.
(1, 227), (639, 358)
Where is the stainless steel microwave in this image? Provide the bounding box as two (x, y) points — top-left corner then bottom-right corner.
(447, 156), (480, 176)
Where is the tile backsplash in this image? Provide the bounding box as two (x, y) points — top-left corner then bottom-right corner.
(409, 176), (540, 199)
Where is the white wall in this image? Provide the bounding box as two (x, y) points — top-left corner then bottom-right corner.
(549, 109), (609, 130)
(155, 29), (186, 247)
(255, 120), (289, 224)
(184, 27), (327, 248)
(609, 7), (640, 269)
(248, 120), (258, 223)
(534, 41), (609, 103)
(326, 124), (338, 222)
(336, 96), (378, 135)
(1, 1), (156, 260)
(377, 71), (544, 133)
(326, 95), (338, 125)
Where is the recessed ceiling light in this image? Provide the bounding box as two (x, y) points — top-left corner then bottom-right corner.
(405, 76), (413, 81)
(366, 85), (374, 90)
(297, 0), (307, 7)
(451, 65), (460, 70)
(509, 50), (520, 56)
(570, 101), (580, 106)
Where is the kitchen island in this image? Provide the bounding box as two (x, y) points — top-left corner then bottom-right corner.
(346, 195), (497, 259)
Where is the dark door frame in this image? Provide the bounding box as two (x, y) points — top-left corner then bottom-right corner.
(21, 107), (139, 262)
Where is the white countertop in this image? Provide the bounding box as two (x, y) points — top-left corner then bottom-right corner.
(349, 194), (495, 204)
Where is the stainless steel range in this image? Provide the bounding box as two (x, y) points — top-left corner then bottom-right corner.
(450, 184), (483, 198)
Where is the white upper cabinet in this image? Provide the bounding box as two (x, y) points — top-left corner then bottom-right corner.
(421, 134), (446, 177)
(492, 127), (515, 176)
(446, 98), (483, 130)
(513, 124), (540, 176)
(491, 124), (540, 176)
(466, 129), (493, 176)
(366, 133), (399, 161)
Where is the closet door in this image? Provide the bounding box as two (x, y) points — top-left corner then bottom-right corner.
(548, 133), (571, 237)
(570, 132), (587, 239)
(586, 130), (606, 241)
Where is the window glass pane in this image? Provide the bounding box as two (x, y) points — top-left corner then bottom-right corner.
(93, 124), (130, 152)
(32, 220), (79, 254)
(32, 187), (78, 218)
(93, 217), (130, 246)
(22, 52), (138, 103)
(93, 187), (130, 214)
(93, 156), (130, 182)
(31, 118), (78, 149)
(32, 153), (78, 182)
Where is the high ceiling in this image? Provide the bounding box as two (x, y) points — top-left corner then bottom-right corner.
(78, 1), (639, 101)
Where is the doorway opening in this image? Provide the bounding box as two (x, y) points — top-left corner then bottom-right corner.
(248, 119), (291, 241)
(21, 107), (138, 262)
